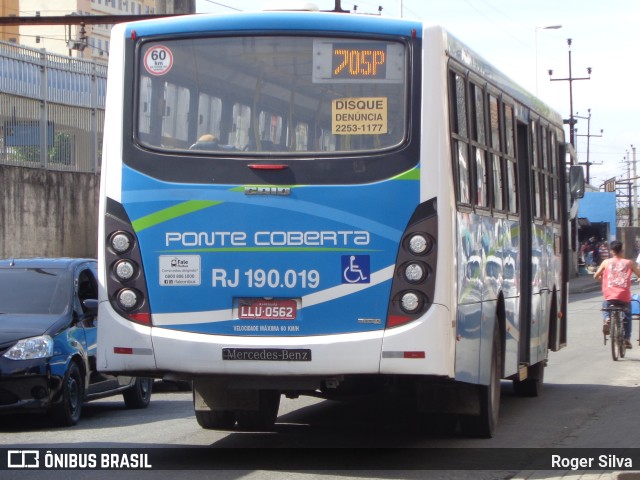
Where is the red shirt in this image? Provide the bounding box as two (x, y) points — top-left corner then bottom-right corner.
(602, 258), (633, 302)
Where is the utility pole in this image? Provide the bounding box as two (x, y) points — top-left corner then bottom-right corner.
(549, 39), (592, 147)
(625, 153), (632, 226)
(574, 109), (603, 184)
(633, 145), (638, 227)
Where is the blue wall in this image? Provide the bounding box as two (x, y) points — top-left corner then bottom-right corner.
(577, 191), (617, 240)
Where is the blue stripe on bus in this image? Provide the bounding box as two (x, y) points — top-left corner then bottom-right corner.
(122, 188), (404, 241)
(124, 12), (422, 39)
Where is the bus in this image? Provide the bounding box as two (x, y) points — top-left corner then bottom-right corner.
(96, 4), (583, 438)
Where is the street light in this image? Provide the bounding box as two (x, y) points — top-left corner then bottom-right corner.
(535, 24), (562, 95)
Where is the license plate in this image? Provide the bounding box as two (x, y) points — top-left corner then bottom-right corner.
(236, 298), (297, 320)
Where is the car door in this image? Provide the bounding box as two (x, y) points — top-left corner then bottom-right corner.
(78, 262), (120, 394)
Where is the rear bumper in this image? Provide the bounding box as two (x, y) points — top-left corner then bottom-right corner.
(97, 302), (454, 380)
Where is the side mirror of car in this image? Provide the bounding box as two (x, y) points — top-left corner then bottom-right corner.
(82, 298), (99, 315)
(569, 165), (585, 199)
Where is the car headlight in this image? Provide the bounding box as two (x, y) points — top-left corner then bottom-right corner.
(3, 335), (54, 360)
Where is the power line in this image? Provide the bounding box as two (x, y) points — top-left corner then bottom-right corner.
(0, 14), (186, 26)
(198, 0), (242, 12)
(461, 0), (530, 50)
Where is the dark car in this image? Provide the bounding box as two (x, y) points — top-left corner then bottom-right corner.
(0, 258), (152, 426)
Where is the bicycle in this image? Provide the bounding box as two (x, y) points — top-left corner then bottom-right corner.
(602, 304), (627, 361)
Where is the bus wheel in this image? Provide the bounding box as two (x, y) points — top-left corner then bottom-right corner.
(192, 390), (236, 429)
(195, 409), (236, 430)
(513, 359), (545, 397)
(235, 390), (280, 431)
(460, 327), (501, 438)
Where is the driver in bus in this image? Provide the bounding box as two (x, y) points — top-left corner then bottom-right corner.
(189, 134), (219, 151)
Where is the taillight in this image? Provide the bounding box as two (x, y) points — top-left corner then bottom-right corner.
(113, 259), (136, 281)
(408, 233), (432, 255)
(400, 291), (422, 312)
(105, 198), (151, 325)
(386, 199), (438, 328)
(403, 262), (427, 283)
(110, 231), (132, 254)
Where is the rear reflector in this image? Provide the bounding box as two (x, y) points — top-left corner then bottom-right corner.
(382, 351), (426, 359)
(404, 351), (426, 359)
(248, 164), (288, 170)
(114, 347), (133, 355)
(128, 313), (151, 324)
(386, 315), (412, 328)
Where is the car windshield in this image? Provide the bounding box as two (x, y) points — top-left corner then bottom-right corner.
(136, 35), (408, 155)
(0, 268), (72, 315)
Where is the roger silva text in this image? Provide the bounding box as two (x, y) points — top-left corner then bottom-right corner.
(551, 454), (633, 470)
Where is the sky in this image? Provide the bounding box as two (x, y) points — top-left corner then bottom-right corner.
(195, 0), (640, 189)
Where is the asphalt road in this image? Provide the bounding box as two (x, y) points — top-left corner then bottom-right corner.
(2, 287), (640, 479)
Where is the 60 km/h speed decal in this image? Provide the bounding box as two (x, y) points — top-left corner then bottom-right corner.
(144, 45), (173, 76)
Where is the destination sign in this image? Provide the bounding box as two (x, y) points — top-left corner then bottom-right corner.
(313, 39), (404, 83)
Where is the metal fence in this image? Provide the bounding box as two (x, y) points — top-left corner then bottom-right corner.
(0, 41), (106, 173)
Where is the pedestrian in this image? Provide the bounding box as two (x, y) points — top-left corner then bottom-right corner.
(594, 240), (640, 348)
(598, 241), (610, 265)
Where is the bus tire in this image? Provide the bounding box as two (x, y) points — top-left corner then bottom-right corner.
(513, 360), (545, 397)
(460, 327), (501, 438)
(195, 409), (236, 430)
(235, 390), (280, 431)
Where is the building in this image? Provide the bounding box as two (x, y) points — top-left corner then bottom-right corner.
(2, 0), (195, 63)
(0, 1), (20, 44)
(577, 190), (617, 244)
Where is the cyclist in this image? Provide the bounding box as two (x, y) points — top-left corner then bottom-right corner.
(594, 240), (640, 349)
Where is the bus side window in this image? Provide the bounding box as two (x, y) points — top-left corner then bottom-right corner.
(471, 83), (489, 209)
(541, 126), (551, 220)
(197, 93), (222, 143)
(531, 120), (544, 220)
(449, 70), (471, 205)
(292, 122), (309, 151)
(488, 94), (503, 211)
(550, 132), (560, 221)
(503, 103), (518, 214)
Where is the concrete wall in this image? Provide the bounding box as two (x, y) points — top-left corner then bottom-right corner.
(0, 165), (100, 259)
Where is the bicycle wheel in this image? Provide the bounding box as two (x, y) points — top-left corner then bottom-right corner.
(611, 311), (620, 361)
(619, 314), (627, 358)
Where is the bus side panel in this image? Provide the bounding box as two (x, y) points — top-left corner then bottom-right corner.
(529, 222), (561, 365)
(97, 303), (156, 372)
(97, 24), (143, 373)
(379, 304), (452, 376)
(454, 212), (521, 384)
(416, 26), (458, 380)
(503, 219), (521, 378)
(454, 212), (483, 383)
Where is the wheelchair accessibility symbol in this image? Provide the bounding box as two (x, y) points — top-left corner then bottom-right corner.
(342, 255), (370, 284)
